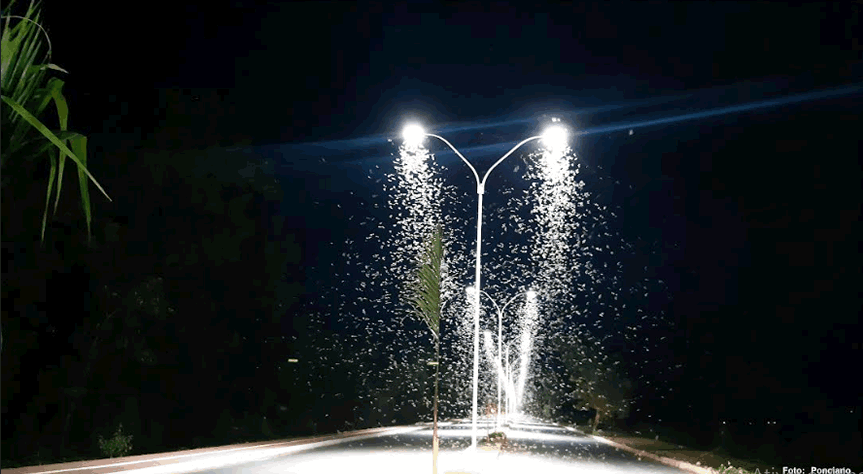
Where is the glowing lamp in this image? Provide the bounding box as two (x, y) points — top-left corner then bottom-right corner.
(541, 125), (568, 153)
(402, 124), (426, 147)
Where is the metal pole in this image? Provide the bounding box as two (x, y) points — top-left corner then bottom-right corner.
(497, 303), (502, 429)
(470, 184), (484, 449)
(505, 345), (510, 422)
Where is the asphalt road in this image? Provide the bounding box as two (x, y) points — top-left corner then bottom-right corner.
(8, 416), (690, 474)
(101, 415), (687, 474)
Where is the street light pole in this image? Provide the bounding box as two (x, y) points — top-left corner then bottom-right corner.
(497, 292), (502, 429)
(505, 345), (510, 421)
(471, 288), (534, 430)
(471, 189), (483, 447)
(402, 123), (568, 449)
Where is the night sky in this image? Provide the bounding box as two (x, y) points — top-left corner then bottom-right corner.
(3, 0), (861, 467)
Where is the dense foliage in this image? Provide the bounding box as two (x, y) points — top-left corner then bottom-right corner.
(1, 0), (110, 244)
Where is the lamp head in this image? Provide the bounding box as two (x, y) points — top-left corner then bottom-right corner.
(402, 124), (426, 147)
(541, 125), (568, 153)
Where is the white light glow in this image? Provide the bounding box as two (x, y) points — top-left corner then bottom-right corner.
(483, 330), (495, 361)
(514, 294), (540, 413)
(112, 427), (423, 474)
(402, 124), (426, 148)
(541, 125), (568, 153)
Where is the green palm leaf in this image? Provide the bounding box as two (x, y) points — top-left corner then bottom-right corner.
(40, 146), (58, 241)
(409, 224), (444, 340)
(406, 223), (445, 474)
(1, 0), (111, 244)
(49, 76), (69, 214)
(1, 0), (50, 126)
(72, 135), (92, 241)
(1, 94), (110, 202)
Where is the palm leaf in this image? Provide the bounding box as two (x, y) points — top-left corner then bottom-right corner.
(49, 76), (69, 215)
(8, 129), (81, 160)
(71, 134), (92, 241)
(5, 70), (66, 158)
(1, 0), (109, 245)
(5, 76), (64, 159)
(1, 94), (110, 202)
(1, 0), (50, 125)
(408, 224), (444, 340)
(407, 224), (445, 474)
(40, 146), (57, 242)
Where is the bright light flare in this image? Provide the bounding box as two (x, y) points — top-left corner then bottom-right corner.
(541, 125), (568, 153)
(402, 124), (426, 148)
(483, 330), (495, 360)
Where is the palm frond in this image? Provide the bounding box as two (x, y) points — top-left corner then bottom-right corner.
(48, 76), (69, 215)
(1, 0), (51, 129)
(408, 224), (444, 340)
(1, 94), (110, 202)
(40, 146), (58, 242)
(72, 135), (92, 241)
(1, 0), (111, 245)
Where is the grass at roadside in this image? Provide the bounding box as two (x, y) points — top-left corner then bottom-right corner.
(1, 434), (312, 470)
(585, 427), (780, 474)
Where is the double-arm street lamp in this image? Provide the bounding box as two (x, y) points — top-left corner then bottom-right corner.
(402, 122), (568, 449)
(467, 287), (537, 430)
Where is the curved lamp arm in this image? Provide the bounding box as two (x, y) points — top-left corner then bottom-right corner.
(425, 133), (482, 191)
(470, 288), (536, 332)
(481, 136), (543, 189)
(476, 289), (503, 320)
(424, 133), (543, 195)
(500, 289), (531, 316)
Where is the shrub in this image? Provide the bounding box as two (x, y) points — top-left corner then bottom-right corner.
(261, 415), (273, 438)
(97, 423), (133, 458)
(715, 463), (759, 474)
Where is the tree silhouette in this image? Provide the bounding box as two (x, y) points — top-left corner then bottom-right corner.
(554, 333), (633, 431)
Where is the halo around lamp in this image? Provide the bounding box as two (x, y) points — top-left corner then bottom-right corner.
(541, 125), (568, 152)
(403, 124), (426, 147)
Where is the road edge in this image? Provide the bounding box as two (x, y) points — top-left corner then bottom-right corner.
(2, 426), (420, 474)
(589, 433), (717, 474)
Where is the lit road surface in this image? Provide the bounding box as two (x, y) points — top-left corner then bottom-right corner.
(101, 415), (687, 474)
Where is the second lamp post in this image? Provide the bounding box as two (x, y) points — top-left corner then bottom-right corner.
(468, 287), (537, 430)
